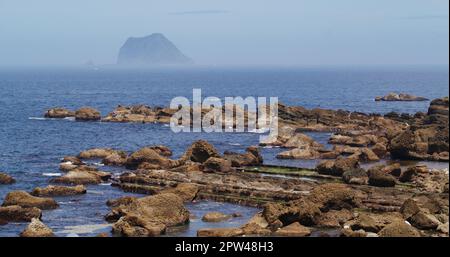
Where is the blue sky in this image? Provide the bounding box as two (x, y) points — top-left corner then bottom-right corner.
(0, 0), (448, 66)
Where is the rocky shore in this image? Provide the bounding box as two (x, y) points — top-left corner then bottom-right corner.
(1, 97), (447, 237)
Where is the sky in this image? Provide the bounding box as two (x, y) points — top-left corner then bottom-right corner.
(0, 0), (448, 67)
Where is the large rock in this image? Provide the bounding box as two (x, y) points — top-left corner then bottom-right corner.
(342, 168), (368, 185)
(31, 185), (87, 197)
(0, 205), (42, 222)
(20, 218), (54, 237)
(263, 199), (321, 227)
(307, 183), (360, 211)
(0, 172), (15, 184)
(110, 193), (190, 237)
(102, 152), (128, 166)
(316, 157), (360, 176)
(223, 146), (263, 167)
(378, 221), (421, 237)
(203, 157), (233, 173)
(75, 107), (101, 121)
(2, 191), (58, 210)
(283, 133), (323, 149)
(182, 140), (221, 163)
(44, 107), (75, 118)
(315, 209), (354, 228)
(409, 211), (441, 230)
(274, 222), (311, 237)
(368, 167), (397, 187)
(125, 147), (180, 169)
(159, 183), (199, 202)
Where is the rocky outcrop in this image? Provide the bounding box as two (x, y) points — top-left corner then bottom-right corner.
(389, 97), (449, 161)
(20, 218), (54, 237)
(44, 108), (75, 118)
(109, 193), (189, 237)
(125, 147), (181, 170)
(197, 228), (244, 237)
(75, 107), (101, 121)
(0, 205), (42, 223)
(368, 167), (397, 187)
(182, 140), (221, 163)
(159, 183), (199, 202)
(0, 172), (15, 184)
(2, 191), (58, 210)
(377, 221), (421, 237)
(342, 168), (368, 185)
(50, 169), (109, 185)
(316, 157), (360, 176)
(375, 93), (428, 102)
(78, 148), (124, 159)
(203, 157), (233, 173)
(31, 185), (87, 197)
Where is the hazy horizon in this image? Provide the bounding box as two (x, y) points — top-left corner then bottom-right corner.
(0, 0), (448, 67)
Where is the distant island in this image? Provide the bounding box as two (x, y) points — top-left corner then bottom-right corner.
(117, 33), (193, 66)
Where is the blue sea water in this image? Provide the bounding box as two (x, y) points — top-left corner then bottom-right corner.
(0, 67), (448, 237)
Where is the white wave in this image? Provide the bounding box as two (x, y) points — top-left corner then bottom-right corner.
(229, 143), (241, 146)
(100, 183), (112, 186)
(58, 224), (111, 235)
(42, 172), (62, 177)
(28, 117), (47, 120)
(64, 117), (75, 121)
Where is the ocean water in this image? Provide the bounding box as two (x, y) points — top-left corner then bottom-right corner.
(0, 67), (448, 237)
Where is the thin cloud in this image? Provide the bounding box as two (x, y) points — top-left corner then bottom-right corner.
(168, 10), (230, 15)
(401, 14), (448, 20)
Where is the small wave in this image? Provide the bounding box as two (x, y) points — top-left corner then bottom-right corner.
(229, 143), (241, 146)
(64, 117), (75, 121)
(91, 162), (105, 167)
(28, 117), (47, 120)
(100, 183), (112, 186)
(42, 173), (61, 177)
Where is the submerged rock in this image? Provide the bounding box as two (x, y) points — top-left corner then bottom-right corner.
(31, 185), (87, 197)
(375, 93), (428, 102)
(0, 172), (15, 184)
(20, 218), (54, 237)
(2, 191), (58, 210)
(202, 212), (231, 222)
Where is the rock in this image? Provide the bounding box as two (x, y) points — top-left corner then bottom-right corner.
(308, 183), (360, 211)
(375, 93), (428, 102)
(399, 166), (426, 182)
(59, 162), (79, 172)
(62, 156), (84, 165)
(223, 146), (263, 166)
(0, 205), (42, 222)
(106, 196), (137, 208)
(75, 107), (101, 121)
(44, 107), (75, 118)
(437, 222), (449, 234)
(182, 140), (221, 163)
(409, 211), (441, 230)
(262, 199), (321, 227)
(117, 33), (193, 66)
(20, 218), (54, 237)
(197, 228), (243, 237)
(381, 163), (402, 177)
(351, 148), (380, 162)
(400, 198), (421, 219)
(316, 157), (360, 176)
(125, 147), (180, 169)
(428, 97), (449, 116)
(283, 133), (323, 149)
(342, 168), (368, 185)
(31, 185), (87, 197)
(368, 167), (397, 187)
(276, 146), (320, 160)
(202, 212), (231, 222)
(274, 222), (311, 237)
(159, 183), (199, 202)
(328, 134), (352, 145)
(203, 157), (233, 173)
(78, 148), (123, 159)
(371, 143), (388, 158)
(50, 170), (103, 185)
(110, 193), (189, 237)
(341, 228), (367, 237)
(346, 212), (404, 233)
(102, 152), (128, 166)
(378, 221), (421, 237)
(241, 223), (272, 236)
(316, 209), (354, 228)
(2, 191), (58, 210)
(147, 145), (173, 157)
(0, 172), (15, 184)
